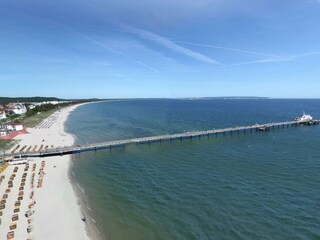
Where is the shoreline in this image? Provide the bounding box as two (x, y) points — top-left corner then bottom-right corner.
(69, 157), (103, 240)
(65, 102), (103, 240)
(0, 102), (97, 240)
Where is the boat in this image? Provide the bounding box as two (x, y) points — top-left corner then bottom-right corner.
(294, 113), (314, 123)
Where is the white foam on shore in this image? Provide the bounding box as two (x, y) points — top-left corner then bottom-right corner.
(76, 182), (86, 194)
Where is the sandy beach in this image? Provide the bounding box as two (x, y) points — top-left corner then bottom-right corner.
(0, 104), (91, 240)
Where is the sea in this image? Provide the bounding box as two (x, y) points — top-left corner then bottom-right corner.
(65, 99), (320, 240)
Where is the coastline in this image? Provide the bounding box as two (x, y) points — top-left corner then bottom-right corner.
(69, 157), (103, 240)
(0, 102), (96, 240)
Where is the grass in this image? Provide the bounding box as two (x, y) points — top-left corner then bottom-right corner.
(0, 139), (15, 152)
(21, 108), (61, 128)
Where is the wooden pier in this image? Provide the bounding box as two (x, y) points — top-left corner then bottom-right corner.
(1, 120), (319, 159)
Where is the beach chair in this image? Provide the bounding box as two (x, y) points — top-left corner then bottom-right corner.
(12, 214), (19, 221)
(27, 225), (33, 233)
(6, 231), (14, 240)
(9, 222), (17, 230)
(25, 210), (33, 217)
(32, 145), (37, 152)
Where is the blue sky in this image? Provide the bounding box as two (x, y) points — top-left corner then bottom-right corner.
(1, 0), (320, 98)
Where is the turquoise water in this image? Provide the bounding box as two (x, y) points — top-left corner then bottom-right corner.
(66, 100), (320, 240)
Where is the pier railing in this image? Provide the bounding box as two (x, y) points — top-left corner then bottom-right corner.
(1, 120), (319, 159)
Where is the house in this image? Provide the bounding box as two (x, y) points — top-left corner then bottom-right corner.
(0, 122), (25, 139)
(0, 130), (7, 137)
(27, 104), (36, 110)
(0, 124), (10, 137)
(0, 111), (6, 120)
(10, 123), (24, 131)
(7, 103), (27, 115)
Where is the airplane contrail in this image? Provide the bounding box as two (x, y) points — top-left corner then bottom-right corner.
(72, 31), (160, 73)
(73, 31), (122, 54)
(135, 61), (161, 73)
(173, 40), (286, 59)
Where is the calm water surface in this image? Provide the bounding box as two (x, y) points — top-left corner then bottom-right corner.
(66, 99), (320, 240)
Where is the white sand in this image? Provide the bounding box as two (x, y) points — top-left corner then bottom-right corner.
(0, 104), (91, 240)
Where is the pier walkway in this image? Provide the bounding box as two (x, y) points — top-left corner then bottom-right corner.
(1, 120), (319, 159)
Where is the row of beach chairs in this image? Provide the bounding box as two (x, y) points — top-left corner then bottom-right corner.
(11, 145), (55, 153)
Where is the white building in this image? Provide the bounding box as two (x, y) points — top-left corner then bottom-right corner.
(0, 111), (6, 120)
(27, 104), (36, 110)
(9, 123), (24, 131)
(0, 130), (7, 137)
(0, 124), (10, 137)
(7, 103), (27, 115)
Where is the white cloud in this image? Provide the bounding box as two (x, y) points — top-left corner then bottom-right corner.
(122, 25), (220, 65)
(173, 40), (284, 59)
(231, 58), (293, 66)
